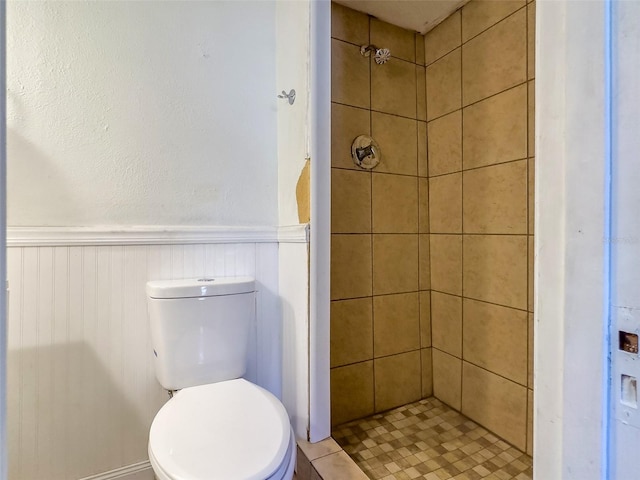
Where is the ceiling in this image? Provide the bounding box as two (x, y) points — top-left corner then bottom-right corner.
(333, 0), (469, 34)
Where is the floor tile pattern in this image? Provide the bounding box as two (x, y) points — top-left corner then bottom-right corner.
(333, 397), (532, 480)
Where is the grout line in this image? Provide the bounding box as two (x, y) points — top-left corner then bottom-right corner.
(367, 15), (376, 417)
(332, 100), (425, 123)
(331, 36), (424, 67)
(459, 8), (465, 411)
(430, 288), (530, 314)
(429, 156), (529, 179)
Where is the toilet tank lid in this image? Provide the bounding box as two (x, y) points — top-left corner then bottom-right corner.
(146, 277), (255, 299)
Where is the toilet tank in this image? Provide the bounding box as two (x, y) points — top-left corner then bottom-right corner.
(146, 277), (256, 391)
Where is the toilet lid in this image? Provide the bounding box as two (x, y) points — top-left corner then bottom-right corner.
(149, 379), (291, 480)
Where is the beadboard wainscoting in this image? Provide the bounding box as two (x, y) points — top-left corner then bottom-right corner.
(6, 226), (308, 480)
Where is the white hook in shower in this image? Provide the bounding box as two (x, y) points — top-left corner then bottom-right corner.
(277, 89), (296, 105)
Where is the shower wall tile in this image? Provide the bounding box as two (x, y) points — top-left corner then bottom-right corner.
(331, 1), (369, 45)
(419, 234), (431, 290)
(527, 2), (536, 80)
(373, 293), (420, 357)
(527, 388), (534, 455)
(331, 234), (372, 300)
(528, 157), (535, 233)
(429, 172), (462, 233)
(528, 80), (535, 157)
(331, 168), (372, 233)
(462, 362), (527, 450)
(421, 348), (433, 397)
(372, 173), (418, 233)
(463, 234), (528, 309)
(528, 235), (534, 312)
(432, 349), (462, 410)
(371, 112), (417, 176)
(420, 291), (432, 347)
(463, 298), (528, 385)
(430, 234), (462, 295)
(416, 65), (427, 121)
(330, 298), (373, 368)
(461, 0), (525, 42)
(415, 33), (426, 66)
(427, 110), (462, 177)
(418, 121), (428, 177)
(332, 39), (370, 109)
(374, 351), (422, 412)
(528, 312), (534, 387)
(372, 234), (419, 295)
(431, 292), (463, 358)
(462, 84), (528, 170)
(371, 18), (415, 63)
(463, 160), (528, 234)
(331, 361), (374, 426)
(426, 48), (462, 120)
(424, 10), (461, 66)
(371, 56), (417, 118)
(331, 103), (370, 171)
(418, 178), (430, 233)
(462, 9), (527, 105)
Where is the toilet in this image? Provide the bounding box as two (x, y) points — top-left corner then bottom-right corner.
(146, 277), (296, 480)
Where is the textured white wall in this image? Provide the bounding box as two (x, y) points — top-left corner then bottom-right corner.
(7, 1), (278, 227)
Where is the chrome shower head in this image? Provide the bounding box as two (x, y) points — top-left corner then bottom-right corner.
(360, 45), (391, 64)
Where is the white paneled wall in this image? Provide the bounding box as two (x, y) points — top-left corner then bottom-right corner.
(6, 240), (281, 480)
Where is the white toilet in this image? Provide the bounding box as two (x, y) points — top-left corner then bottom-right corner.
(146, 277), (296, 480)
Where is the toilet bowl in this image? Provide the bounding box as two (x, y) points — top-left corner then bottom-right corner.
(148, 379), (295, 480)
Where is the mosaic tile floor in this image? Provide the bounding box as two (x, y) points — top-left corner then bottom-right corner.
(333, 397), (533, 480)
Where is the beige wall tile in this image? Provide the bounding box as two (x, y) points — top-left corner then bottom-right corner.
(428, 110), (462, 176)
(426, 48), (461, 121)
(463, 234), (527, 309)
(462, 9), (526, 105)
(463, 299), (528, 384)
(332, 39), (370, 109)
(331, 168), (371, 234)
(418, 121), (428, 177)
(372, 57), (417, 118)
(422, 348), (433, 397)
(373, 234), (419, 295)
(419, 234), (431, 290)
(430, 234), (462, 295)
(331, 361), (374, 426)
(372, 173), (418, 233)
(416, 65), (427, 121)
(372, 112), (418, 176)
(419, 178), (429, 233)
(425, 10), (461, 65)
(431, 292), (462, 357)
(462, 362), (527, 451)
(331, 103), (370, 171)
(371, 18), (416, 63)
(416, 33), (426, 66)
(527, 388), (533, 456)
(331, 2), (369, 45)
(312, 451), (369, 480)
(528, 158), (534, 234)
(463, 84), (527, 170)
(375, 351), (422, 412)
(374, 292), (420, 357)
(432, 349), (462, 410)
(420, 291), (432, 347)
(331, 234), (372, 300)
(528, 235), (534, 312)
(527, 2), (535, 80)
(429, 173), (462, 234)
(463, 160), (528, 234)
(528, 80), (535, 157)
(330, 298), (373, 368)
(298, 437), (342, 463)
(528, 312), (533, 387)
(461, 0), (525, 42)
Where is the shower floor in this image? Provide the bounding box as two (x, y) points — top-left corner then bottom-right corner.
(332, 397), (533, 480)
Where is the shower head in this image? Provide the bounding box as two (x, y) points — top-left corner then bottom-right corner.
(360, 45), (391, 65)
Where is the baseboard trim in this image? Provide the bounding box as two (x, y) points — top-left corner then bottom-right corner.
(78, 461), (153, 480)
(7, 224), (309, 247)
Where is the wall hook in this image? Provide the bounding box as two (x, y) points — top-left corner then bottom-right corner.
(277, 89), (296, 105)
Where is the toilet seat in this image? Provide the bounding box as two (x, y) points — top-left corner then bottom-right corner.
(149, 379), (293, 480)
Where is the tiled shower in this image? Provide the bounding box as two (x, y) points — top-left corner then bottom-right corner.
(329, 0), (535, 474)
